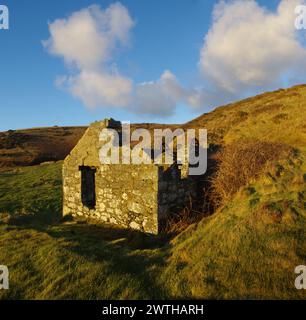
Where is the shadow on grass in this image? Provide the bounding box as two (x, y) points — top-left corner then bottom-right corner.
(3, 214), (174, 299)
(2, 210), (62, 226)
(47, 223), (171, 298)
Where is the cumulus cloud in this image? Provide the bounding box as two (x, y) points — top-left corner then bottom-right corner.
(43, 2), (206, 115)
(44, 3), (134, 108)
(200, 0), (306, 101)
(133, 70), (204, 116)
(44, 1), (306, 117)
(56, 71), (133, 109)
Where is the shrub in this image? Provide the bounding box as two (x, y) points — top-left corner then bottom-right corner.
(272, 113), (288, 124)
(162, 197), (206, 235)
(210, 140), (292, 207)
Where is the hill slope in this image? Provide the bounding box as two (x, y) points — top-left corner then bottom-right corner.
(1, 84), (305, 169)
(161, 151), (306, 298)
(185, 84), (306, 149)
(0, 152), (305, 299)
(0, 126), (86, 169)
(0, 84), (305, 299)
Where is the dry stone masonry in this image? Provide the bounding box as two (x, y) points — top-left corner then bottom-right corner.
(63, 119), (197, 234)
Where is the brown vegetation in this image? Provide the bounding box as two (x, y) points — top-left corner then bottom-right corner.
(162, 197), (206, 234)
(210, 140), (293, 207)
(0, 126), (86, 168)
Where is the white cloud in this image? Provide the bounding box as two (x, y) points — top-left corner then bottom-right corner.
(60, 71), (133, 109)
(44, 3), (134, 108)
(44, 3), (134, 70)
(200, 0), (306, 100)
(44, 3), (206, 115)
(133, 70), (205, 116)
(45, 0), (306, 117)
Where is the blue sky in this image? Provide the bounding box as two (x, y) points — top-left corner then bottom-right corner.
(0, 0), (302, 131)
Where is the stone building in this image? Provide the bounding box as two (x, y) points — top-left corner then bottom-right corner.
(63, 119), (197, 234)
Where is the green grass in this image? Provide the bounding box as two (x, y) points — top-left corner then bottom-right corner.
(0, 162), (62, 223)
(186, 84), (306, 149)
(0, 222), (168, 299)
(0, 85), (306, 299)
(161, 153), (306, 299)
(0, 153), (305, 299)
(0, 162), (169, 299)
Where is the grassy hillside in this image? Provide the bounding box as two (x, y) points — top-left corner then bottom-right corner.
(185, 84), (306, 149)
(0, 162), (62, 222)
(0, 126), (86, 169)
(0, 153), (305, 299)
(0, 163), (167, 299)
(0, 84), (305, 299)
(1, 85), (305, 169)
(162, 151), (306, 299)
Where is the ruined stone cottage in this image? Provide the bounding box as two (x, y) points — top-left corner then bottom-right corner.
(63, 119), (198, 234)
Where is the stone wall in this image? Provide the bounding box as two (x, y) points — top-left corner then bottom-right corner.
(157, 164), (197, 219)
(62, 118), (198, 235)
(63, 163), (159, 234)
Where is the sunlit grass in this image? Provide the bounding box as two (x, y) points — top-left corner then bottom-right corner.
(0, 153), (305, 299)
(0, 84), (306, 299)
